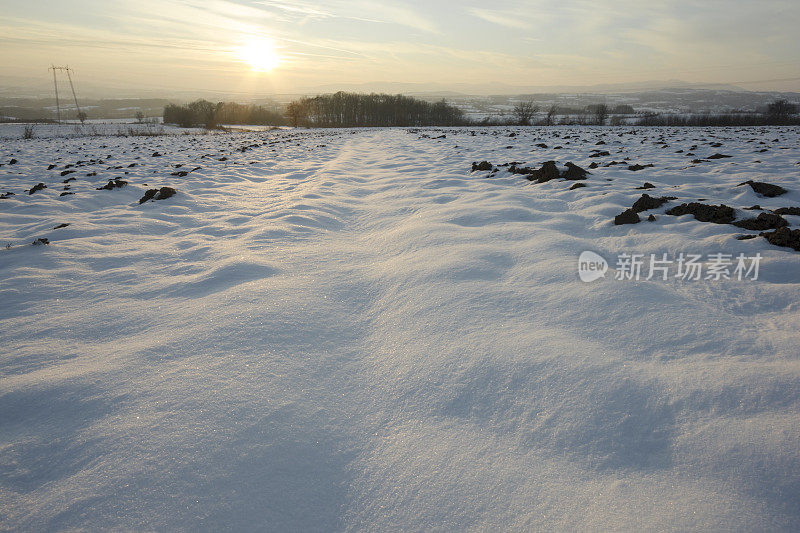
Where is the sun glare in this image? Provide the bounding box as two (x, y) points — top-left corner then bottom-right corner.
(237, 37), (281, 72)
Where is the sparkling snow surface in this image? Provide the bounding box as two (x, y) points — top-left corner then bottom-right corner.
(1, 125), (800, 530)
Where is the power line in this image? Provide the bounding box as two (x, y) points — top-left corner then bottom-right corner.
(49, 65), (61, 123)
(48, 65), (84, 123)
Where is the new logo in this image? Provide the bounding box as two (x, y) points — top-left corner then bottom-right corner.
(578, 251), (608, 282)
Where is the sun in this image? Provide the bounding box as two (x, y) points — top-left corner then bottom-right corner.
(237, 37), (281, 72)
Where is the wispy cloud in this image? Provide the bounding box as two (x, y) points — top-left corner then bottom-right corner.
(254, 0), (438, 33)
(468, 8), (532, 30)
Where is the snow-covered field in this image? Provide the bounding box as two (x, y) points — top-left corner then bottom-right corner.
(2, 125), (800, 530)
(0, 122), (195, 140)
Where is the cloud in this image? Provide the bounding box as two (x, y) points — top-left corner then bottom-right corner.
(254, 0), (438, 33)
(468, 8), (532, 30)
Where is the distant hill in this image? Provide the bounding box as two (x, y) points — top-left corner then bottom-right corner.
(0, 97), (172, 121)
(1, 86), (798, 121)
(293, 80), (749, 96)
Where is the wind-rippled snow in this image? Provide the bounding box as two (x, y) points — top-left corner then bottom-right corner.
(1, 125), (800, 530)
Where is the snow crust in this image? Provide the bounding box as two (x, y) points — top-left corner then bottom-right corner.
(1, 125), (800, 530)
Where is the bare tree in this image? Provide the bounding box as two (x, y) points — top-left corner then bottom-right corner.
(513, 100), (537, 125)
(766, 99), (797, 118)
(545, 105), (558, 126)
(285, 101), (306, 127)
(187, 100), (219, 129)
(591, 104), (609, 125)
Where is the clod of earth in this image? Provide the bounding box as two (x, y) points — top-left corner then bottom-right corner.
(562, 162), (590, 180)
(139, 189), (158, 204)
(472, 161), (493, 172)
(636, 182), (656, 189)
(631, 194), (675, 213)
(569, 183), (586, 190)
(665, 203), (736, 224)
(760, 227), (800, 251)
(628, 164), (654, 171)
(738, 180), (788, 197)
(528, 161), (561, 183)
(707, 153), (732, 159)
(139, 186), (177, 204)
(736, 234), (758, 240)
(154, 187), (176, 200)
(28, 183), (46, 195)
(0, 192), (15, 199)
(523, 161), (589, 183)
(31, 237), (49, 245)
(733, 212), (788, 231)
(614, 208), (640, 225)
(647, 214), (657, 222)
(774, 207), (800, 216)
(53, 223), (70, 229)
(97, 179), (128, 190)
(60, 170), (75, 176)
(508, 165), (534, 175)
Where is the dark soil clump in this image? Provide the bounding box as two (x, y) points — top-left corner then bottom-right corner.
(665, 203), (736, 224)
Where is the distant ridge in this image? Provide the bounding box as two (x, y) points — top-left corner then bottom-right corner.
(294, 79), (748, 96)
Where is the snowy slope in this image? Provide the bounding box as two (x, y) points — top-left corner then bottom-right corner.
(1, 125), (800, 531)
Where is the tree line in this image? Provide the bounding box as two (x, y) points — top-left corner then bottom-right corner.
(285, 92), (465, 127)
(163, 100), (287, 128)
(163, 93), (464, 128)
(163, 96), (798, 128)
(510, 99), (799, 126)
(632, 99), (800, 126)
(511, 102), (635, 126)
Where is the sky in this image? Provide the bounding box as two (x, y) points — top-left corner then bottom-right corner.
(2, 0), (799, 96)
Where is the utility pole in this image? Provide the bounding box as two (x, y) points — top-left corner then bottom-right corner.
(49, 66), (84, 123)
(50, 65), (61, 123)
(65, 68), (83, 122)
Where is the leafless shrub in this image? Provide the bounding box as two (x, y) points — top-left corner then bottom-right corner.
(589, 104), (609, 125)
(512, 100), (538, 125)
(118, 124), (167, 137)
